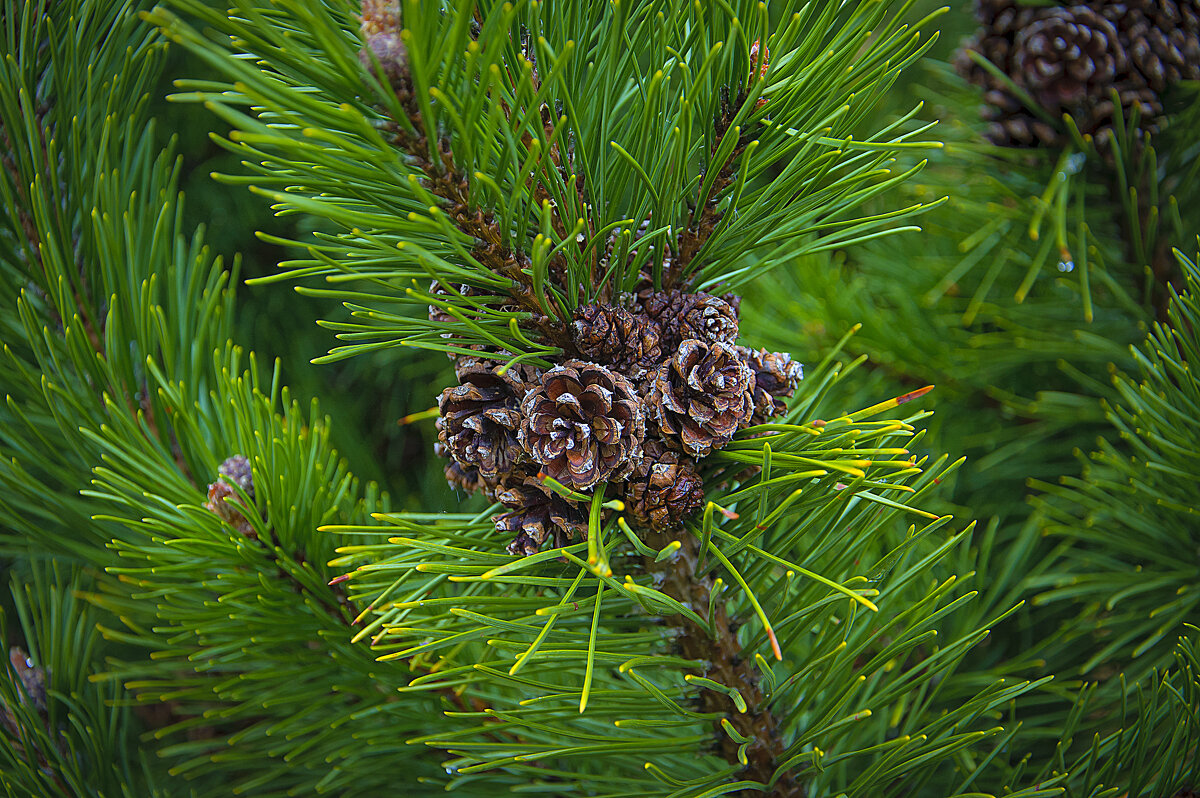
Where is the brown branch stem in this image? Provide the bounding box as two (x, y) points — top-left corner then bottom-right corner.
(642, 531), (801, 797)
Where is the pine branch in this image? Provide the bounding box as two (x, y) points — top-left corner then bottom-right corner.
(1029, 249), (1200, 687)
(1, 563), (161, 798)
(0, 2), (465, 792)
(146, 0), (944, 368)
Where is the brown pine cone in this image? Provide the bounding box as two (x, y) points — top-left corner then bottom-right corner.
(205, 454), (257, 538)
(438, 448), (492, 495)
(641, 290), (739, 350)
(955, 2), (1060, 147)
(1015, 8), (1126, 113)
(738, 347), (804, 421)
(648, 340), (755, 457)
(493, 467), (589, 555)
(437, 358), (539, 481)
(571, 303), (662, 375)
(955, 0), (1196, 147)
(518, 360), (645, 489)
(622, 440), (706, 532)
(1104, 0), (1200, 91)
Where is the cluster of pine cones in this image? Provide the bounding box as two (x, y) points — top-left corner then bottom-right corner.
(433, 284), (803, 556)
(956, 0), (1200, 147)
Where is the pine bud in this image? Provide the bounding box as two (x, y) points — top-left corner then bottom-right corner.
(205, 454), (257, 538)
(359, 0), (408, 89)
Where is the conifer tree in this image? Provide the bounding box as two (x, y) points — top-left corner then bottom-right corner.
(0, 2), (1197, 798)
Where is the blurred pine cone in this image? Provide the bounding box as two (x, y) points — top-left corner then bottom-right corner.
(571, 303), (662, 376)
(1104, 0), (1200, 91)
(437, 358), (539, 481)
(622, 440), (706, 532)
(648, 340), (755, 457)
(1016, 8), (1126, 111)
(955, 0), (1197, 147)
(518, 360), (645, 489)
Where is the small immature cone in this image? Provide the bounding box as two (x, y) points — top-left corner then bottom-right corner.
(359, 0), (408, 88)
(749, 39), (769, 81)
(7, 647), (46, 713)
(518, 360), (645, 490)
(205, 454), (257, 538)
(1, 647), (48, 740)
(648, 340), (755, 457)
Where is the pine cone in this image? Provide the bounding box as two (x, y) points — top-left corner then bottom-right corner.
(648, 340), (755, 457)
(493, 467), (588, 555)
(438, 446), (491, 495)
(738, 347), (804, 421)
(205, 454), (257, 538)
(641, 290), (739, 350)
(571, 303), (662, 375)
(622, 440), (706, 532)
(518, 361), (645, 489)
(956, 0), (1197, 147)
(1015, 8), (1126, 112)
(1104, 0), (1200, 91)
(437, 358), (538, 481)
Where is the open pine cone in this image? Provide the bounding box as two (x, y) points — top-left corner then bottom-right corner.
(493, 467), (589, 556)
(437, 358), (539, 481)
(437, 445), (492, 495)
(739, 346), (804, 421)
(518, 360), (645, 489)
(622, 440), (706, 532)
(571, 303), (662, 376)
(648, 340), (755, 457)
(641, 289), (739, 350)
